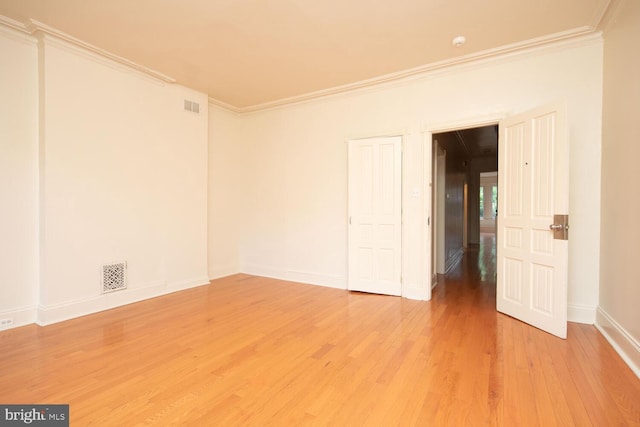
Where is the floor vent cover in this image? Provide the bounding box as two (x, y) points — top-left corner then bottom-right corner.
(102, 261), (127, 293)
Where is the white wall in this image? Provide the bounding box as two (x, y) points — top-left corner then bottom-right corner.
(0, 27), (210, 327)
(598, 0), (640, 377)
(1, 20), (606, 330)
(208, 105), (241, 278)
(0, 27), (39, 327)
(36, 36), (209, 323)
(236, 38), (603, 320)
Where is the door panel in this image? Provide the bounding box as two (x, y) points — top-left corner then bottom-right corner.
(497, 103), (568, 338)
(348, 136), (402, 296)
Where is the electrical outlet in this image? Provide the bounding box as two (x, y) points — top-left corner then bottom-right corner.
(0, 318), (14, 327)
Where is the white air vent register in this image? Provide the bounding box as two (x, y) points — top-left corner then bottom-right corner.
(101, 261), (127, 293)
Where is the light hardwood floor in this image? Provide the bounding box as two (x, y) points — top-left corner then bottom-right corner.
(1, 235), (639, 425)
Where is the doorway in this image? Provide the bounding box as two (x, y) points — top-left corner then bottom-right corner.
(426, 103), (570, 338)
(430, 125), (499, 289)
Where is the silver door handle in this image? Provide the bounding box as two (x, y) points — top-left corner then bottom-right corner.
(550, 214), (569, 240)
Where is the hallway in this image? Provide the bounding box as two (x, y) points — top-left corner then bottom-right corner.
(433, 232), (497, 304)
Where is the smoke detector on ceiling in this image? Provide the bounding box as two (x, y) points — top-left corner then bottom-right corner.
(452, 36), (466, 47)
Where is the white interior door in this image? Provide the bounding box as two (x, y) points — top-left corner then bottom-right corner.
(497, 102), (569, 338)
(348, 136), (402, 296)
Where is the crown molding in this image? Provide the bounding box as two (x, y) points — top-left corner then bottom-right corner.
(597, 0), (626, 34)
(0, 15), (37, 45)
(0, 14), (26, 32)
(208, 97), (243, 114)
(27, 20), (176, 83)
(591, 0), (613, 28)
(1, 12), (607, 116)
(218, 26), (603, 115)
(0, 15), (175, 84)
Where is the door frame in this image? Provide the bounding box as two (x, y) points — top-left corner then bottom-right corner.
(422, 113), (503, 300)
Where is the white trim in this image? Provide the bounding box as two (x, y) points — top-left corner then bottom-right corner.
(425, 113), (503, 134)
(208, 266), (241, 281)
(39, 34), (168, 87)
(0, 18), (37, 45)
(0, 16), (175, 84)
(36, 278), (209, 326)
(240, 265), (285, 281)
(421, 133), (432, 301)
(567, 303), (596, 324)
(208, 97), (243, 114)
(590, 0), (613, 29)
(598, 0), (626, 34)
(240, 266), (347, 290)
(402, 285), (430, 301)
(233, 31), (603, 114)
(595, 306), (640, 379)
(0, 13), (604, 115)
(0, 305), (37, 330)
(345, 128), (409, 143)
(28, 20), (175, 83)
(166, 276), (210, 290)
(0, 15), (29, 32)
(286, 270), (346, 290)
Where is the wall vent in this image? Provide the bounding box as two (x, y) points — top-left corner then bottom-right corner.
(101, 261), (127, 293)
(184, 99), (200, 114)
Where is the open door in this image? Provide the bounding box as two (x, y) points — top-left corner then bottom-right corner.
(348, 136), (402, 296)
(497, 102), (569, 338)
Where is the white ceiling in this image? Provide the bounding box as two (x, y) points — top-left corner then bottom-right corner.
(0, 0), (611, 111)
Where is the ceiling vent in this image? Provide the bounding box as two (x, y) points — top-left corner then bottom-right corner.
(184, 100), (200, 114)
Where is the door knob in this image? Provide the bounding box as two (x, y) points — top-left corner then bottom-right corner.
(550, 215), (569, 240)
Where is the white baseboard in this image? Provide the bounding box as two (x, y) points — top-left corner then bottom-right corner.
(241, 265), (347, 290)
(208, 265), (240, 281)
(595, 306), (640, 379)
(403, 284), (430, 301)
(167, 276), (210, 291)
(568, 303), (596, 324)
(36, 277), (210, 326)
(286, 270), (346, 290)
(0, 305), (37, 330)
(240, 264), (285, 281)
(242, 265), (432, 300)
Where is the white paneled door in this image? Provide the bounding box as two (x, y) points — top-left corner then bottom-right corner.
(348, 136), (402, 296)
(497, 103), (569, 338)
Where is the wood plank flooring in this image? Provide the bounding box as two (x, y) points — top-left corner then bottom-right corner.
(1, 234), (639, 425)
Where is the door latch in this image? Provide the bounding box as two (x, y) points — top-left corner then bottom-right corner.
(549, 214), (569, 240)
